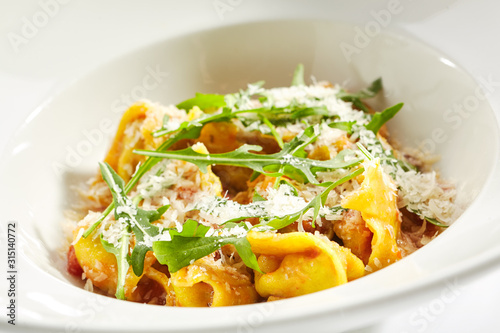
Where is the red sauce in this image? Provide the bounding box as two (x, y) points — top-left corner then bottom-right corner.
(67, 245), (83, 277)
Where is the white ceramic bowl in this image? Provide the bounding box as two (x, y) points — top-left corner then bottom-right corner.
(2, 19), (500, 333)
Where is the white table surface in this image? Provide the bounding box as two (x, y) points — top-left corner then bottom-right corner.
(1, 1), (499, 332)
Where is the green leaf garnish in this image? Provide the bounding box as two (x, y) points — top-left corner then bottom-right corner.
(356, 142), (374, 161)
(152, 107), (237, 138)
(424, 216), (449, 228)
(264, 167), (364, 229)
(337, 78), (383, 112)
(129, 206), (170, 276)
(366, 103), (404, 134)
(83, 106), (225, 237)
(286, 106), (331, 120)
(153, 220), (261, 273)
(225, 81), (266, 109)
(407, 209), (449, 228)
(164, 168), (362, 274)
(359, 129), (416, 173)
(98, 162), (169, 279)
(328, 120), (356, 134)
(252, 191), (266, 202)
(278, 179), (298, 195)
(260, 114), (284, 149)
(101, 234), (130, 300)
(135, 125), (362, 184)
(291, 63), (305, 86)
(337, 78), (383, 100)
(176, 93), (226, 111)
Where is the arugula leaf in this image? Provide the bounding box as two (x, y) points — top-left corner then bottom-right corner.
(98, 162), (169, 277)
(328, 120), (356, 134)
(153, 221), (261, 273)
(192, 169), (358, 232)
(83, 75), (379, 238)
(135, 126), (362, 184)
(264, 167), (364, 229)
(366, 103), (403, 134)
(230, 234), (261, 273)
(424, 216), (449, 228)
(356, 142), (374, 161)
(101, 234), (130, 300)
(176, 93), (226, 111)
(129, 207), (170, 276)
(259, 114), (284, 149)
(324, 205), (346, 215)
(225, 81), (266, 109)
(407, 209), (449, 228)
(154, 105), (332, 139)
(238, 106), (331, 127)
(359, 128), (416, 173)
(337, 78), (383, 112)
(252, 191), (266, 202)
(278, 179), (298, 195)
(291, 63), (305, 86)
(152, 107), (236, 138)
(83, 107), (224, 238)
(191, 186), (294, 224)
(288, 106), (331, 120)
(169, 219), (210, 238)
(337, 78), (383, 100)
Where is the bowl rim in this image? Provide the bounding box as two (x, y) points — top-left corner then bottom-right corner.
(4, 17), (500, 333)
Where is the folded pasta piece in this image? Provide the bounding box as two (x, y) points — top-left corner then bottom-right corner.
(73, 224), (171, 302)
(341, 159), (402, 271)
(104, 101), (193, 181)
(169, 255), (258, 307)
(72, 226), (119, 294)
(72, 225), (149, 297)
(190, 142), (223, 197)
(247, 231), (364, 300)
(333, 209), (373, 264)
(84, 102), (187, 208)
(104, 102), (156, 182)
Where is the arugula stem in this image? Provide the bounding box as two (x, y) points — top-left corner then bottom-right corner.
(83, 204), (113, 238)
(260, 113), (285, 190)
(132, 195), (143, 206)
(83, 131), (184, 238)
(266, 166), (364, 230)
(273, 167), (285, 189)
(356, 143), (374, 161)
(260, 114), (284, 149)
(291, 63), (305, 86)
(133, 145), (361, 185)
(115, 230), (130, 300)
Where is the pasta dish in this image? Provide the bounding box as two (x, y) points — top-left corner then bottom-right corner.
(66, 65), (458, 306)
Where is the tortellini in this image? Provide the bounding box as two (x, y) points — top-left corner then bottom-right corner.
(248, 231), (364, 300)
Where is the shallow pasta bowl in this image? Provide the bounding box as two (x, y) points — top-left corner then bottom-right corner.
(1, 19), (500, 333)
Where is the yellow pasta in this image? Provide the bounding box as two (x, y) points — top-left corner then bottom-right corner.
(341, 159), (402, 271)
(248, 231), (364, 299)
(170, 255), (258, 307)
